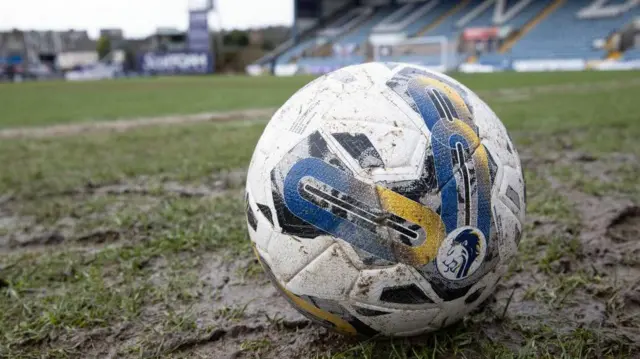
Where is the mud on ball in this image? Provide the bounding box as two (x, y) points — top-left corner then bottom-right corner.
(245, 62), (525, 337)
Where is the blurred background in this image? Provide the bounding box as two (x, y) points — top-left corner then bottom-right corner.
(1, 0), (638, 81)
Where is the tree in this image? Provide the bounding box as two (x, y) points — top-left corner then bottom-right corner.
(223, 30), (249, 47)
(123, 46), (137, 72)
(262, 40), (275, 51)
(97, 36), (112, 60)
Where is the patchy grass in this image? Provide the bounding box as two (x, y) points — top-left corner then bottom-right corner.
(523, 170), (579, 225)
(1, 71), (640, 129)
(0, 192), (248, 357)
(0, 76), (313, 128)
(552, 161), (640, 200)
(240, 338), (272, 352)
(1, 72), (640, 358)
(215, 303), (251, 322)
(322, 322), (634, 359)
(1, 248), (151, 357)
(0, 120), (262, 196)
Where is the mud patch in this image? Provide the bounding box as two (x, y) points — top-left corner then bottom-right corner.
(100, 255), (353, 359)
(0, 108), (275, 139)
(607, 206), (640, 243)
(3, 125), (640, 358)
(546, 184), (639, 283)
(494, 146), (640, 354)
(0, 170), (247, 250)
(91, 170), (246, 198)
(35, 168), (247, 200)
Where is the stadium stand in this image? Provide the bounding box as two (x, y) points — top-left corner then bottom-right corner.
(288, 6), (396, 69)
(374, 1), (442, 36)
(336, 6), (395, 47)
(417, 1), (473, 38)
(275, 7), (374, 64)
(502, 0), (640, 61)
(404, 2), (461, 37)
(250, 0), (640, 75)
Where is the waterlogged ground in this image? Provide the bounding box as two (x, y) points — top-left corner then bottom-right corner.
(1, 72), (639, 358)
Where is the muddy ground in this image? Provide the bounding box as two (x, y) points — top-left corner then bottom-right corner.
(0, 108), (276, 139)
(1, 76), (640, 358)
(1, 131), (638, 359)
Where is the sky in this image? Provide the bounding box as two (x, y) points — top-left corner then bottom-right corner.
(0, 0), (294, 38)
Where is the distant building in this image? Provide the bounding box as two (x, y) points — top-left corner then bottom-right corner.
(0, 29), (95, 69)
(99, 28), (124, 41)
(99, 28), (125, 50)
(146, 28), (188, 52)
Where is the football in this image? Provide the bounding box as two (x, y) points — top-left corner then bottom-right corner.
(245, 62), (525, 337)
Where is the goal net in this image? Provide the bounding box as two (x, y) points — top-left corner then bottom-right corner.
(371, 36), (454, 73)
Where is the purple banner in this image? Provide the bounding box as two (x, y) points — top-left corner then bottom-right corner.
(188, 10), (210, 52)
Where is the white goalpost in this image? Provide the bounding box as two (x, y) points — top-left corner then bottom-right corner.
(371, 35), (454, 72)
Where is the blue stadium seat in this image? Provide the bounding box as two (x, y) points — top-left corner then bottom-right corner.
(462, 0), (498, 28)
(293, 6), (396, 68)
(422, 1), (474, 37)
(624, 49), (640, 60)
(604, 0), (631, 5)
(506, 1), (640, 60)
(336, 6), (396, 46)
(404, 1), (459, 37)
(506, 0), (555, 28)
(276, 7), (376, 65)
(376, 2), (421, 30)
(277, 38), (319, 64)
(297, 56), (365, 66)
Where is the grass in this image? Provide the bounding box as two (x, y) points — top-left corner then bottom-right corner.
(240, 338), (272, 352)
(524, 170), (579, 224)
(0, 71), (639, 128)
(0, 120), (263, 196)
(1, 71), (639, 358)
(0, 193), (248, 357)
(320, 324), (633, 359)
(215, 303), (251, 322)
(551, 161), (640, 200)
(0, 76), (314, 128)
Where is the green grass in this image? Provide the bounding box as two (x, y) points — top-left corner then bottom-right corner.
(0, 120), (263, 196)
(1, 71), (639, 129)
(1, 71), (640, 358)
(240, 338), (272, 352)
(0, 76), (313, 128)
(0, 71), (638, 199)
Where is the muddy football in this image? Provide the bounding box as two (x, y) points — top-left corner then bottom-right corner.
(246, 63), (525, 336)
